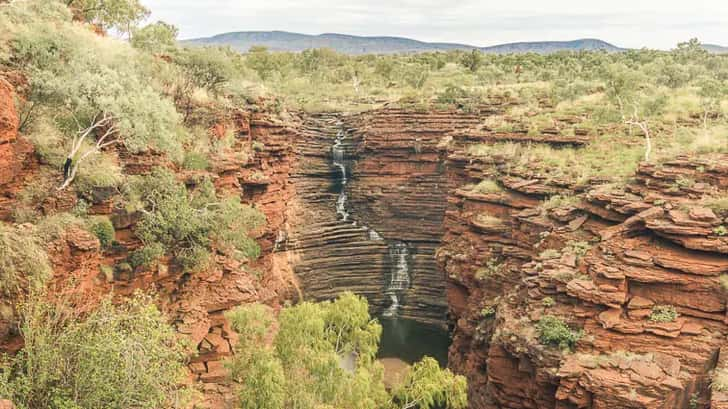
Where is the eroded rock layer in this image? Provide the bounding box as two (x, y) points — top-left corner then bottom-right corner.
(439, 135), (728, 408)
(283, 109), (487, 326)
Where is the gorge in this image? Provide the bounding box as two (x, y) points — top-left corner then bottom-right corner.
(1, 9), (727, 405)
(244, 103), (728, 408)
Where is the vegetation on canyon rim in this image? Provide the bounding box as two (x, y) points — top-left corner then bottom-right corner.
(0, 0), (726, 407)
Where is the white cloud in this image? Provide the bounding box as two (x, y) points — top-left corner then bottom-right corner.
(141, 0), (728, 50)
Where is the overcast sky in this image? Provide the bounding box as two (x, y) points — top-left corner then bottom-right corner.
(142, 0), (728, 50)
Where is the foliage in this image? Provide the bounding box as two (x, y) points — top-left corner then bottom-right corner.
(182, 152), (210, 170)
(131, 21), (179, 54)
(174, 46), (237, 94)
(127, 168), (264, 272)
(648, 305), (678, 323)
(0, 293), (188, 409)
(65, 0), (149, 31)
(541, 195), (580, 210)
(476, 259), (503, 280)
(460, 50), (483, 73)
(542, 297), (555, 308)
(565, 240), (591, 258)
(0, 224), (52, 299)
(539, 249), (561, 260)
(226, 293), (467, 409)
(481, 307), (496, 318)
(471, 179), (503, 195)
(714, 368), (728, 393)
(89, 216), (115, 248)
(536, 315), (582, 350)
(392, 357), (468, 409)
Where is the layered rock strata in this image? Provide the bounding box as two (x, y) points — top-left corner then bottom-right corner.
(439, 133), (728, 408)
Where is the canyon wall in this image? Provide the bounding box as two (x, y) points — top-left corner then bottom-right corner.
(439, 133), (728, 407)
(0, 92), (302, 407)
(281, 109), (481, 326)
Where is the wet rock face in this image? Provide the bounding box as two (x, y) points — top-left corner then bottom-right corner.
(439, 145), (728, 408)
(283, 110), (482, 326)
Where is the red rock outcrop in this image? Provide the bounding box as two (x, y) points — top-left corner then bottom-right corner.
(0, 78), (34, 208)
(439, 132), (728, 408)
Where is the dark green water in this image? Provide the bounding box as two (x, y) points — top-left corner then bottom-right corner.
(377, 317), (450, 367)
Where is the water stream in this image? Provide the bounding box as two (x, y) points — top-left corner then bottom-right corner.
(332, 128), (350, 222)
(331, 124), (410, 317)
(329, 121), (448, 380)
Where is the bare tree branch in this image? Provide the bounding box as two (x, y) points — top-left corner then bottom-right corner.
(58, 112), (119, 190)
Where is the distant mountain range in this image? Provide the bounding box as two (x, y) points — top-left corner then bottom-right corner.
(703, 44), (728, 54)
(182, 31), (624, 54)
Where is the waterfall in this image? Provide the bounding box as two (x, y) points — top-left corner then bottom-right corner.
(383, 241), (411, 317)
(332, 129), (350, 222)
(329, 122), (408, 317)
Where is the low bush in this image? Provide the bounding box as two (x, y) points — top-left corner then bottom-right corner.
(649, 305), (679, 323)
(471, 179), (503, 195)
(182, 151), (210, 170)
(127, 168), (265, 272)
(89, 216), (115, 248)
(537, 315), (582, 350)
(0, 224), (52, 298)
(714, 368), (728, 393)
(0, 293), (188, 409)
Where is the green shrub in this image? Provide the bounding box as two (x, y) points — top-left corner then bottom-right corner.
(714, 225), (727, 237)
(174, 46), (236, 94)
(537, 315), (582, 350)
(703, 196), (728, 215)
(128, 168), (264, 272)
(131, 21), (178, 54)
(67, 0), (150, 31)
(182, 151), (210, 170)
(89, 216), (115, 248)
(128, 243), (165, 270)
(0, 293), (188, 409)
(476, 259), (503, 280)
(565, 240), (592, 258)
(0, 224), (52, 298)
(481, 306), (496, 318)
(225, 293), (467, 409)
(539, 249), (561, 260)
(649, 305), (679, 323)
(542, 297), (555, 308)
(542, 195), (580, 210)
(471, 179), (503, 194)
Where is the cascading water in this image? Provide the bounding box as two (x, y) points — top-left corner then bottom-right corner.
(332, 128), (351, 222)
(330, 122), (409, 317)
(382, 241), (411, 317)
(323, 118), (448, 375)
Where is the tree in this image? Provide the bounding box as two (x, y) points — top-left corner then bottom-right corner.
(175, 46), (236, 93)
(460, 49), (483, 73)
(65, 0), (149, 32)
(673, 38), (708, 63)
(131, 21), (179, 54)
(392, 357), (467, 409)
(225, 294), (468, 409)
(0, 293), (188, 409)
(697, 77), (723, 130)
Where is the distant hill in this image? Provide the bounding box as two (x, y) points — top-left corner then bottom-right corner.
(182, 31), (622, 55)
(703, 44), (728, 54)
(481, 39), (621, 54)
